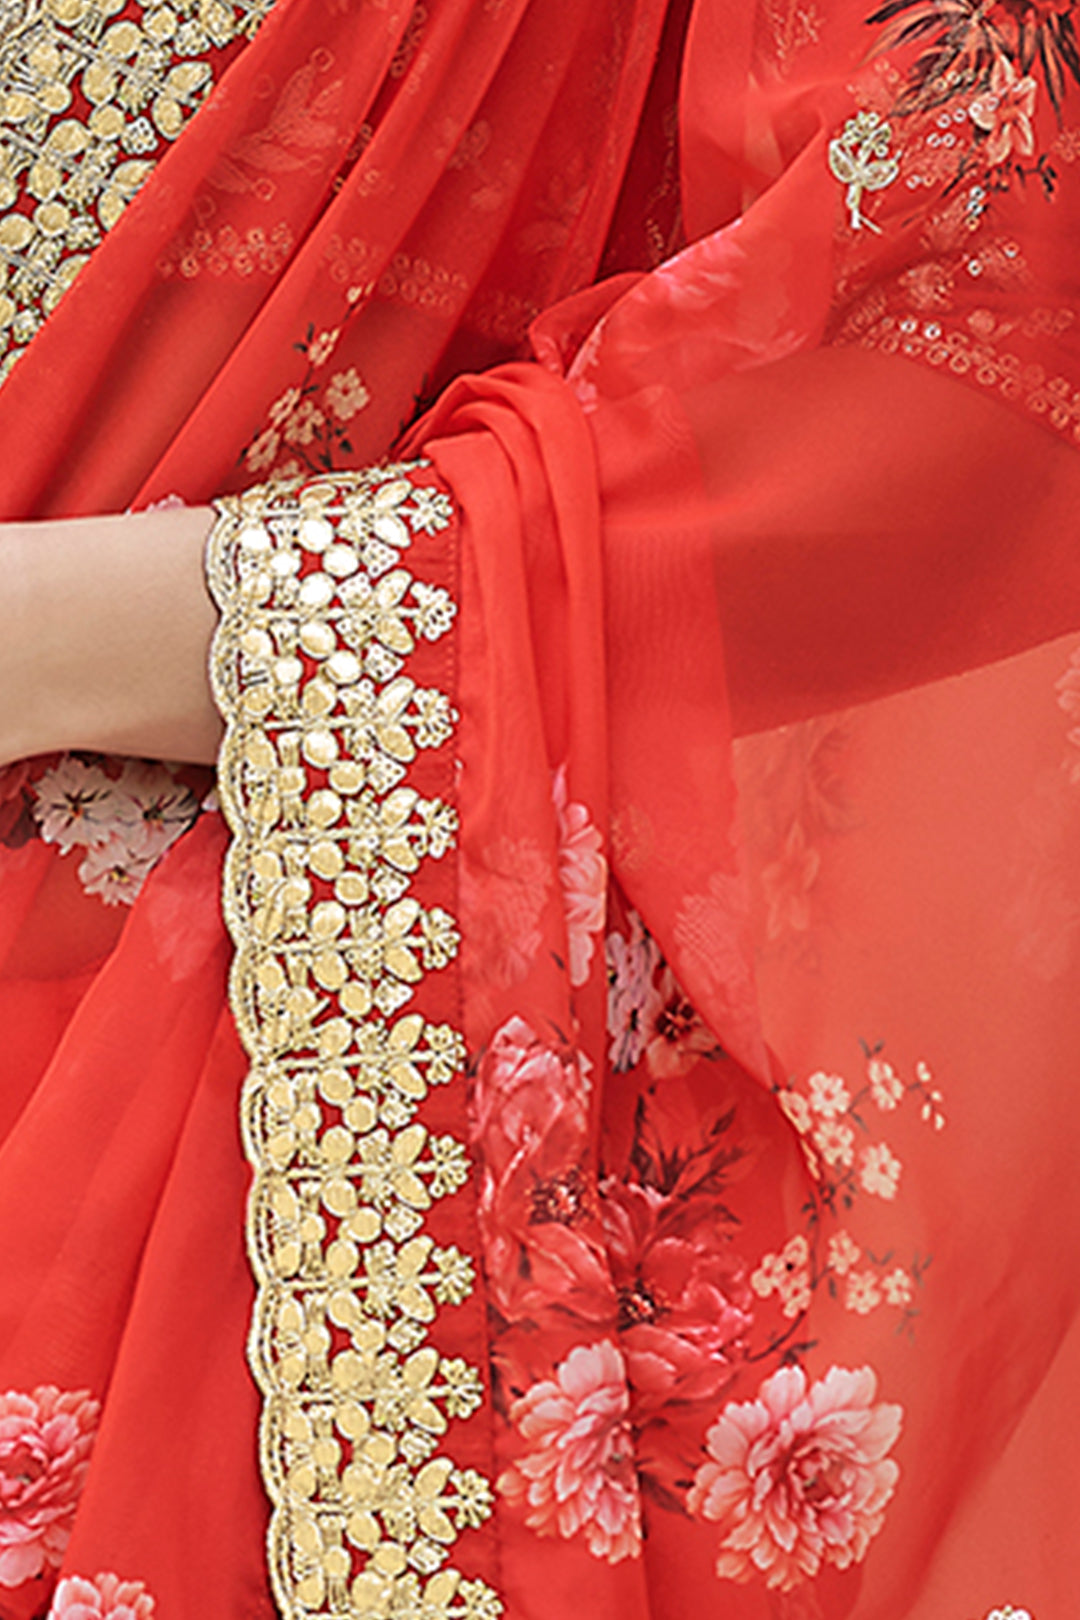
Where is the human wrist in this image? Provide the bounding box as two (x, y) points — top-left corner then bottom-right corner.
(0, 507), (221, 768)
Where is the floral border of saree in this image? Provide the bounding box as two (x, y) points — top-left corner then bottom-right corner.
(206, 465), (503, 1620)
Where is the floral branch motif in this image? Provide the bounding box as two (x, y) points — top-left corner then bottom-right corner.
(750, 1043), (945, 1349)
(829, 111), (902, 229)
(243, 322), (372, 479)
(864, 0), (1080, 201)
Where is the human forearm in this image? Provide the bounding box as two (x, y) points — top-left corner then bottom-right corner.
(1, 506), (220, 768)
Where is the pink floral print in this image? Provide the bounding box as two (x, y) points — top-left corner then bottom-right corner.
(470, 1017), (611, 1322)
(498, 1340), (642, 1564)
(688, 1364), (902, 1591)
(48, 1571), (156, 1619)
(552, 765), (607, 988)
(969, 56), (1038, 166)
(0, 1385), (100, 1586)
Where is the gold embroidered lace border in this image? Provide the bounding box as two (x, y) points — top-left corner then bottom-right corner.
(206, 466), (501, 1620)
(0, 0), (276, 382)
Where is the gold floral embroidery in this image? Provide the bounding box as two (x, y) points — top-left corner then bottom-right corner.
(828, 112), (900, 232)
(206, 467), (501, 1620)
(0, 0), (276, 381)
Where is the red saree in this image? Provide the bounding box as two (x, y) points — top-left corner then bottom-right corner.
(0, 0), (1079, 1616)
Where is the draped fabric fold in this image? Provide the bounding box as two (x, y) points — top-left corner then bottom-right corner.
(0, 0), (1078, 1615)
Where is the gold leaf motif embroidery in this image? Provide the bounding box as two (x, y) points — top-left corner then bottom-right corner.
(207, 466), (501, 1620)
(0, 0), (277, 381)
(828, 111), (900, 232)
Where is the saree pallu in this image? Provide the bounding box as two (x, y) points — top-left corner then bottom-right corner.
(1, 0), (1080, 1616)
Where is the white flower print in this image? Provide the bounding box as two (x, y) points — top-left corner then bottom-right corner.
(859, 1142), (902, 1200)
(881, 1268), (914, 1307)
(750, 1235), (811, 1319)
(813, 1118), (856, 1168)
(77, 827), (162, 907)
(307, 327), (340, 366)
(33, 758), (199, 907)
(844, 1270), (883, 1315)
(114, 762), (199, 839)
(605, 911), (661, 1072)
(688, 1364), (902, 1592)
(808, 1070), (850, 1116)
(325, 367), (370, 421)
(867, 1056), (904, 1110)
(268, 386), (302, 428)
(32, 758), (129, 853)
(827, 1229), (861, 1277)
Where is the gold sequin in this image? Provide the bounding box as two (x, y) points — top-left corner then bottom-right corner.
(207, 467), (501, 1620)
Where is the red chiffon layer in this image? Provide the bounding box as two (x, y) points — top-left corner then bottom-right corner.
(0, 0), (1079, 1616)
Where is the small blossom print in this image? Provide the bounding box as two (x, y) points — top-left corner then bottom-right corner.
(245, 426), (281, 473)
(552, 765), (607, 988)
(325, 367), (371, 421)
(777, 1087), (813, 1134)
(0, 1386), (100, 1586)
(985, 1608), (1033, 1620)
(827, 1229), (861, 1277)
(813, 1118), (856, 1168)
(267, 385), (301, 427)
(498, 1340), (642, 1564)
(882, 1268), (915, 1308)
(808, 1070), (851, 1117)
(283, 399), (325, 445)
(48, 1571), (155, 1619)
(844, 1270), (883, 1315)
(606, 911), (661, 1072)
(306, 326), (340, 366)
(859, 1142), (902, 1200)
(867, 1056), (904, 1110)
(688, 1364), (902, 1591)
(751, 1236), (811, 1318)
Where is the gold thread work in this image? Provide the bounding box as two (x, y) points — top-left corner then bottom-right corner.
(206, 467), (501, 1620)
(0, 0), (276, 380)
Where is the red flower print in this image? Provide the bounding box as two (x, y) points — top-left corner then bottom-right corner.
(601, 1181), (751, 1416)
(498, 1340), (642, 1563)
(970, 56), (1038, 166)
(48, 1571), (155, 1619)
(0, 1386), (100, 1587)
(470, 1018), (613, 1322)
(688, 1364), (902, 1591)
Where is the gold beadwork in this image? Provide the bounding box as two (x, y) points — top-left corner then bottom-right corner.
(207, 466), (501, 1620)
(0, 0), (276, 381)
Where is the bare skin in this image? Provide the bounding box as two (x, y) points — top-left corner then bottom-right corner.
(1, 506), (220, 769)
